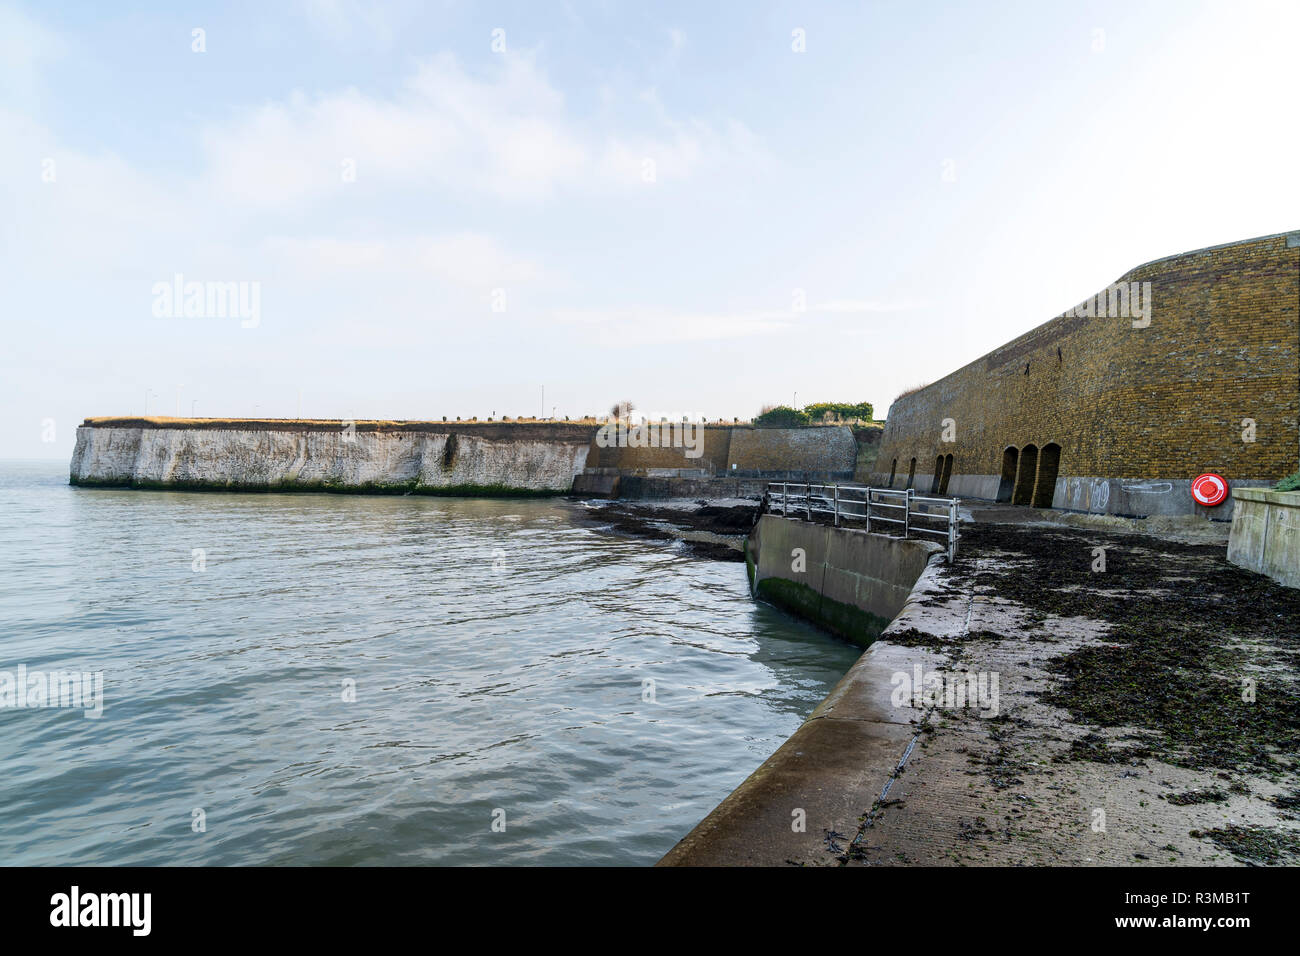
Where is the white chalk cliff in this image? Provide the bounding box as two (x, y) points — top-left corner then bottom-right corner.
(70, 424), (592, 494)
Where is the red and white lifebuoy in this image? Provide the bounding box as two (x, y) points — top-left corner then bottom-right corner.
(1191, 473), (1228, 507)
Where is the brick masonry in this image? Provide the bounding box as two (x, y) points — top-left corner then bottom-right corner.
(585, 425), (857, 478)
(873, 232), (1300, 517)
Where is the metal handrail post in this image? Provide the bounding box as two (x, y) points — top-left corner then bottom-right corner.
(833, 484), (840, 527)
(950, 497), (960, 561)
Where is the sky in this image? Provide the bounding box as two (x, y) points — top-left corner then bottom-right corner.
(3, 0), (1298, 459)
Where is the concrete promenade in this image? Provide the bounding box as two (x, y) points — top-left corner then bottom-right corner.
(661, 513), (1300, 866)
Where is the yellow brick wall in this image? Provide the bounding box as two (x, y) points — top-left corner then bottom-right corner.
(876, 232), (1299, 482)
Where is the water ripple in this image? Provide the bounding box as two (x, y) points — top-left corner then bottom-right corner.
(0, 461), (860, 865)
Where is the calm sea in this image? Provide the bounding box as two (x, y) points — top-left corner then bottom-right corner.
(0, 460), (859, 865)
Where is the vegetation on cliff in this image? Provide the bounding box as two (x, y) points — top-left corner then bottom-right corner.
(802, 401), (874, 422)
(752, 405), (810, 427)
(752, 401), (874, 427)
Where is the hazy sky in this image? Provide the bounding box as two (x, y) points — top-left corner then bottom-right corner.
(3, 0), (1298, 459)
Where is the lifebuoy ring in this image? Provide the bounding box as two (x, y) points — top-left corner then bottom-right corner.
(1191, 473), (1228, 507)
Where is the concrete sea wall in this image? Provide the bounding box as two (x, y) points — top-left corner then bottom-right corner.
(659, 516), (941, 864)
(662, 544), (948, 865)
(746, 514), (942, 646)
(1228, 487), (1300, 588)
(69, 419), (598, 495)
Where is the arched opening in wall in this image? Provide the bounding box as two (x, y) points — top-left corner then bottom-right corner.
(1033, 443), (1061, 508)
(997, 447), (1017, 503)
(1012, 444), (1038, 506)
(906, 457), (917, 490)
(931, 456), (944, 494)
(939, 453), (953, 495)
(888, 459), (897, 487)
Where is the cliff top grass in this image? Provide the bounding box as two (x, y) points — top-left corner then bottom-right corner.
(82, 415), (609, 433)
(85, 415), (605, 427)
(81, 415), (849, 432)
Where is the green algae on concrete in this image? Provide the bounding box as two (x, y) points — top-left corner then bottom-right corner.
(747, 514), (941, 646)
(755, 576), (890, 647)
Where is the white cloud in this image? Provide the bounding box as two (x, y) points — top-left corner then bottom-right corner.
(4, 40), (760, 301)
(549, 307), (793, 345)
(297, 0), (403, 50)
(0, 5), (65, 105)
(199, 53), (759, 206)
(0, 109), (199, 279)
(259, 234), (547, 286)
(668, 28), (686, 59)
(540, 296), (929, 348)
(812, 298), (930, 314)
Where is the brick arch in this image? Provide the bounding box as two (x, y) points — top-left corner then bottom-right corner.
(997, 446), (1018, 502)
(1012, 444), (1038, 505)
(1033, 443), (1062, 507)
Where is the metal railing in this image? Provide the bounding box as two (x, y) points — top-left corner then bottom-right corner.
(765, 483), (960, 561)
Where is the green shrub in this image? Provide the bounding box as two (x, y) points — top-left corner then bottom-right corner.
(802, 401), (874, 423)
(753, 405), (810, 427)
(1276, 471), (1300, 492)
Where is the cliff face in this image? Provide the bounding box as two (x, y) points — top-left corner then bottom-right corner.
(69, 422), (594, 494)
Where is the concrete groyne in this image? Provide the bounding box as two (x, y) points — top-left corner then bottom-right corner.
(69, 418), (598, 495)
(745, 515), (941, 645)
